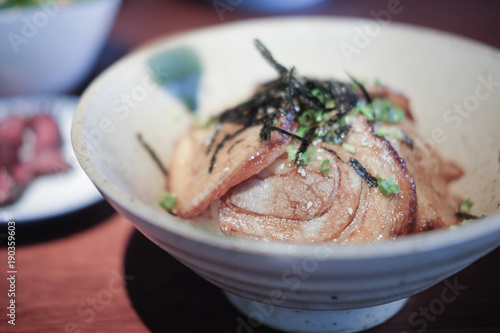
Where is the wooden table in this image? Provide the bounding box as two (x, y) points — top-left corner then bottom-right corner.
(2, 0), (500, 332)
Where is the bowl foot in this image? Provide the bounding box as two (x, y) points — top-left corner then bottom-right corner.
(224, 292), (407, 333)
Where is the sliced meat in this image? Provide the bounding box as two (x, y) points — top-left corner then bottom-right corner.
(368, 85), (413, 120)
(0, 168), (24, 206)
(370, 86), (462, 231)
(0, 113), (70, 206)
(29, 114), (62, 150)
(219, 116), (417, 243)
(168, 117), (294, 218)
(0, 116), (26, 168)
(342, 116), (416, 242)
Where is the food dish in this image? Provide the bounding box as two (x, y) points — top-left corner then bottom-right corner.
(0, 113), (71, 206)
(0, 0), (121, 96)
(167, 40), (465, 243)
(0, 95), (101, 223)
(72, 17), (500, 333)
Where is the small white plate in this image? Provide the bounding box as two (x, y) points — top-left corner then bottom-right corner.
(0, 95), (102, 223)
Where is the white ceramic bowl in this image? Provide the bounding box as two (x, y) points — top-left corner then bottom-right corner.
(0, 0), (121, 96)
(72, 17), (500, 333)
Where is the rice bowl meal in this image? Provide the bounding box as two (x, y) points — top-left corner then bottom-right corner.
(72, 18), (500, 333)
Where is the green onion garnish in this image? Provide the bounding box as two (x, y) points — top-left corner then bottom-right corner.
(376, 175), (401, 196)
(311, 88), (325, 104)
(459, 199), (473, 213)
(372, 98), (405, 123)
(320, 159), (331, 173)
(286, 144), (298, 161)
(159, 191), (177, 212)
(342, 143), (356, 153)
(374, 126), (405, 140)
(299, 109), (316, 126)
(295, 127), (308, 138)
(299, 146), (317, 164)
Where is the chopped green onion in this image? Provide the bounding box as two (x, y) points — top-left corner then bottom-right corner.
(342, 143), (356, 153)
(320, 159), (331, 173)
(272, 118), (279, 126)
(372, 98), (391, 109)
(295, 127), (308, 138)
(376, 175), (401, 196)
(322, 113), (331, 122)
(372, 98), (405, 123)
(359, 105), (375, 121)
(374, 126), (405, 140)
(351, 104), (375, 121)
(311, 88), (325, 104)
(286, 144), (298, 161)
(299, 109), (316, 126)
(159, 191), (177, 212)
(299, 146), (317, 164)
(325, 99), (335, 109)
(459, 199), (473, 213)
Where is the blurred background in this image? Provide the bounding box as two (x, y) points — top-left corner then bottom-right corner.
(1, 1), (499, 333)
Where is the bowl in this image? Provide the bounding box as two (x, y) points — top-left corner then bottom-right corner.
(0, 0), (121, 96)
(72, 17), (500, 333)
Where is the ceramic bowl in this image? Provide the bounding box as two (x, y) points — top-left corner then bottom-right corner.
(0, 0), (121, 96)
(72, 17), (500, 333)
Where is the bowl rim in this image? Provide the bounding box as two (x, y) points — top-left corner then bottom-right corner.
(0, 0), (122, 20)
(72, 16), (500, 259)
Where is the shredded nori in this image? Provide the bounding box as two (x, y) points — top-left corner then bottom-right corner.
(227, 139), (243, 153)
(347, 72), (372, 104)
(455, 212), (483, 220)
(137, 133), (168, 176)
(348, 158), (378, 187)
(204, 39), (368, 173)
(321, 146), (344, 162)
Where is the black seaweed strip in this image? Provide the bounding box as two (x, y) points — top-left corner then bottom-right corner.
(136, 133), (168, 176)
(334, 124), (352, 141)
(270, 126), (309, 143)
(206, 124), (221, 155)
(295, 127), (316, 165)
(208, 121), (262, 173)
(455, 212), (484, 220)
(254, 39), (288, 78)
(348, 158), (378, 187)
(209, 133), (231, 173)
(292, 77), (324, 110)
(259, 115), (275, 142)
(347, 72), (372, 104)
(227, 139), (243, 153)
(321, 146), (344, 163)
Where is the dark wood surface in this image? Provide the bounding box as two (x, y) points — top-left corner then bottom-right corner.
(1, 0), (500, 332)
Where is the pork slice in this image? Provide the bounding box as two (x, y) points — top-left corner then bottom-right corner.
(385, 119), (461, 232)
(168, 117), (294, 218)
(219, 147), (365, 242)
(341, 116), (417, 243)
(219, 115), (417, 243)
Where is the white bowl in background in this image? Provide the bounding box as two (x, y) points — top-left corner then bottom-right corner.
(0, 0), (121, 96)
(72, 17), (500, 333)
